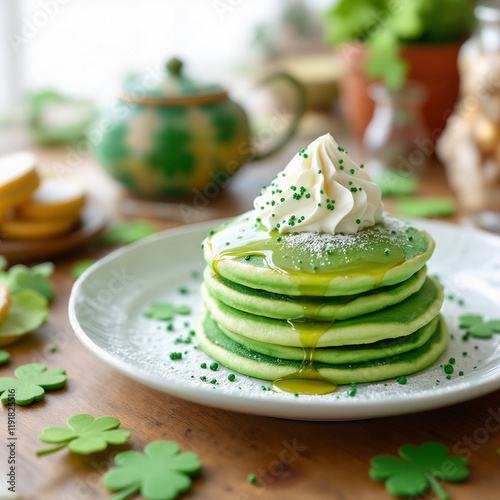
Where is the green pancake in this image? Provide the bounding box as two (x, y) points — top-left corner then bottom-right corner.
(218, 314), (439, 364)
(204, 265), (427, 321)
(201, 277), (444, 347)
(196, 314), (448, 385)
(202, 211), (434, 296)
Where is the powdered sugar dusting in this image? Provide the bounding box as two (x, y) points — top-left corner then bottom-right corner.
(280, 215), (413, 259)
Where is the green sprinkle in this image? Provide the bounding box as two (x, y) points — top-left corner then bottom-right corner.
(384, 249), (390, 255)
(169, 352), (182, 360)
(444, 364), (454, 374)
(200, 376), (206, 381)
(248, 474), (258, 485)
(318, 170), (322, 174)
(280, 197), (285, 202)
(347, 382), (357, 397)
(446, 375), (452, 380)
(48, 344), (57, 353)
(244, 255), (251, 261)
(293, 393), (299, 397)
(449, 358), (456, 364)
(210, 362), (219, 371)
(350, 169), (354, 174)
(200, 363), (207, 369)
(210, 379), (217, 384)
(167, 324), (174, 331)
(459, 371), (464, 376)
(356, 219), (361, 224)
(179, 287), (188, 295)
(396, 376), (407, 385)
(228, 374), (236, 382)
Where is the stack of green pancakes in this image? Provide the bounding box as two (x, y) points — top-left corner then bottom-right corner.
(196, 211), (447, 388)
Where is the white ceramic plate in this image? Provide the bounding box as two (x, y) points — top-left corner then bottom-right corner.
(69, 218), (500, 421)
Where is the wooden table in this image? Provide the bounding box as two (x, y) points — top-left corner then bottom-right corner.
(5, 125), (500, 500)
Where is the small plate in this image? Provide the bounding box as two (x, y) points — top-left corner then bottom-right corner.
(69, 218), (500, 421)
(1, 200), (107, 264)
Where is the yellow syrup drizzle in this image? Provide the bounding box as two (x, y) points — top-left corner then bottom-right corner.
(271, 317), (338, 396)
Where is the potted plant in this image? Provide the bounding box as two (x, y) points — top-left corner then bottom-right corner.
(323, 0), (476, 139)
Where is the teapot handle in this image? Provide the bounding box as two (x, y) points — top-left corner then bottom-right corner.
(250, 72), (306, 161)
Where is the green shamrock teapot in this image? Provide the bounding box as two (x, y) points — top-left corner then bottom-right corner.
(94, 58), (305, 199)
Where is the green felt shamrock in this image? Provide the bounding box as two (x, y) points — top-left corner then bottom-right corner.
(396, 197), (456, 219)
(99, 221), (156, 247)
(0, 290), (49, 346)
(144, 303), (191, 321)
(103, 441), (201, 500)
(71, 259), (96, 280)
(374, 171), (419, 197)
(0, 363), (67, 406)
(0, 350), (10, 366)
(459, 314), (500, 339)
(37, 414), (131, 456)
(370, 442), (468, 500)
(0, 261), (55, 301)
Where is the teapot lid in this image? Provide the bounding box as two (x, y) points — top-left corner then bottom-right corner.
(120, 58), (227, 105)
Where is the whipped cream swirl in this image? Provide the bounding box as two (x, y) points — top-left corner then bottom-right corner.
(253, 133), (383, 234)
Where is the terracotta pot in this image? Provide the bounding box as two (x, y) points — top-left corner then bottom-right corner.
(339, 42), (461, 140)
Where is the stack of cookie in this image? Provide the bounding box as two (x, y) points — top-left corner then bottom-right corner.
(0, 152), (87, 240)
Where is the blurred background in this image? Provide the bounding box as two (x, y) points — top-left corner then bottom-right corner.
(1, 0), (500, 262)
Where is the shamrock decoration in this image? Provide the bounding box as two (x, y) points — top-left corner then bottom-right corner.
(0, 350), (9, 366)
(103, 441), (201, 500)
(0, 261), (55, 301)
(370, 442), (468, 500)
(37, 414), (131, 456)
(99, 221), (156, 247)
(0, 363), (67, 405)
(459, 314), (500, 339)
(144, 303), (191, 321)
(0, 290), (50, 347)
(71, 259), (96, 280)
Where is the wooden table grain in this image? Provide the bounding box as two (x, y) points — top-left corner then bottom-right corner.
(4, 128), (500, 500)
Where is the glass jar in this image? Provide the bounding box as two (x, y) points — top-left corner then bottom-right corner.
(363, 81), (429, 177)
(437, 2), (500, 230)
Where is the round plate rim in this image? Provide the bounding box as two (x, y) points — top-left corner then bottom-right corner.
(69, 218), (500, 420)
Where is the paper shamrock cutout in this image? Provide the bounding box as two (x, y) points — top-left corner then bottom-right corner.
(459, 314), (500, 339)
(0, 290), (49, 347)
(370, 442), (468, 499)
(0, 261), (55, 301)
(144, 303), (191, 321)
(0, 363), (67, 405)
(0, 350), (10, 366)
(102, 441), (201, 500)
(99, 221), (156, 247)
(37, 414), (131, 456)
(71, 259), (95, 280)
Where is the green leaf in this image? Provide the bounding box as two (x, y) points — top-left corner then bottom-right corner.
(37, 413), (131, 456)
(370, 442), (468, 499)
(365, 31), (408, 90)
(0, 262), (55, 301)
(99, 221), (156, 247)
(0, 350), (10, 366)
(0, 363), (66, 405)
(144, 303), (191, 321)
(71, 259), (95, 280)
(103, 441), (201, 500)
(0, 290), (49, 345)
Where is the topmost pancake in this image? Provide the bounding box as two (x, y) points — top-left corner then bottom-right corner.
(203, 210), (434, 296)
